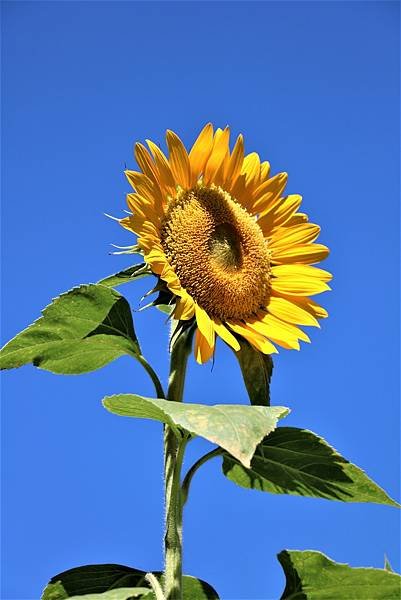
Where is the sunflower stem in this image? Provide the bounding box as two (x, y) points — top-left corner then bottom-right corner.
(163, 325), (194, 600)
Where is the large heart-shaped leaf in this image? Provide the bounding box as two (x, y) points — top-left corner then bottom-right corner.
(222, 427), (399, 506)
(278, 550), (401, 599)
(0, 285), (140, 374)
(103, 395), (288, 468)
(41, 564), (219, 600)
(97, 263), (151, 288)
(233, 338), (273, 406)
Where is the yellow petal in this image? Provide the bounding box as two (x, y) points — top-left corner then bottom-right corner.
(204, 127), (230, 185)
(145, 248), (168, 275)
(194, 327), (215, 364)
(224, 134), (244, 189)
(126, 193), (160, 222)
(269, 223), (321, 248)
(259, 161), (271, 181)
(272, 243), (330, 264)
(189, 123), (214, 185)
(195, 304), (215, 347)
(246, 315), (304, 350)
(213, 319), (240, 351)
(166, 130), (191, 189)
(260, 313), (311, 343)
(258, 195), (302, 234)
(251, 172), (288, 214)
(271, 264), (333, 282)
(174, 294), (195, 320)
(227, 320), (278, 354)
(134, 143), (159, 186)
(285, 212), (308, 227)
(125, 170), (160, 205)
(241, 152), (261, 186)
(146, 139), (176, 195)
(274, 294), (329, 319)
(267, 296), (320, 327)
(271, 276), (330, 296)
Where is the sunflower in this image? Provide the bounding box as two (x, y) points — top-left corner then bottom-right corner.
(119, 124), (331, 364)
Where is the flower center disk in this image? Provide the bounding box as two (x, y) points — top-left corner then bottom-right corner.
(161, 186), (271, 320)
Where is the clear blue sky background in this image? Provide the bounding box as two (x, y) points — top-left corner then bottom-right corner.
(1, 2), (400, 599)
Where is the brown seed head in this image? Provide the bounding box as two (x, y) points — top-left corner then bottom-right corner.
(161, 185), (271, 320)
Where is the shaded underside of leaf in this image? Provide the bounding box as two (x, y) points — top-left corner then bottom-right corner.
(103, 394), (289, 468)
(0, 285), (140, 374)
(41, 563), (219, 600)
(222, 427), (399, 506)
(97, 263), (152, 288)
(278, 549), (401, 599)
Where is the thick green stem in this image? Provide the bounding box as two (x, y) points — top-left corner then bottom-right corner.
(163, 325), (194, 600)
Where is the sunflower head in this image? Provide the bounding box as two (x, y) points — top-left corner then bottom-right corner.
(119, 124), (331, 364)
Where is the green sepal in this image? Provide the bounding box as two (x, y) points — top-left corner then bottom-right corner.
(41, 564), (219, 600)
(0, 284), (140, 374)
(233, 338), (273, 406)
(97, 263), (152, 288)
(222, 427), (399, 506)
(278, 550), (401, 599)
(103, 394), (289, 468)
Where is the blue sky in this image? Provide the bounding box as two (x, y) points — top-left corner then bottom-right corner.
(1, 2), (399, 599)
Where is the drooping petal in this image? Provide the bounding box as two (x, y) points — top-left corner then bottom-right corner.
(195, 304), (215, 347)
(194, 326), (215, 364)
(213, 319), (241, 351)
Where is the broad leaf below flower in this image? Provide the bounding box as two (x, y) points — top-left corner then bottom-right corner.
(222, 427), (399, 506)
(103, 394), (288, 468)
(278, 549), (401, 599)
(41, 563), (219, 600)
(0, 285), (140, 374)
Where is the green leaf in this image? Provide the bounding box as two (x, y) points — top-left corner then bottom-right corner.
(278, 549), (401, 599)
(103, 394), (288, 468)
(97, 263), (151, 288)
(41, 564), (219, 600)
(222, 427), (399, 506)
(0, 285), (140, 374)
(234, 338), (273, 406)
